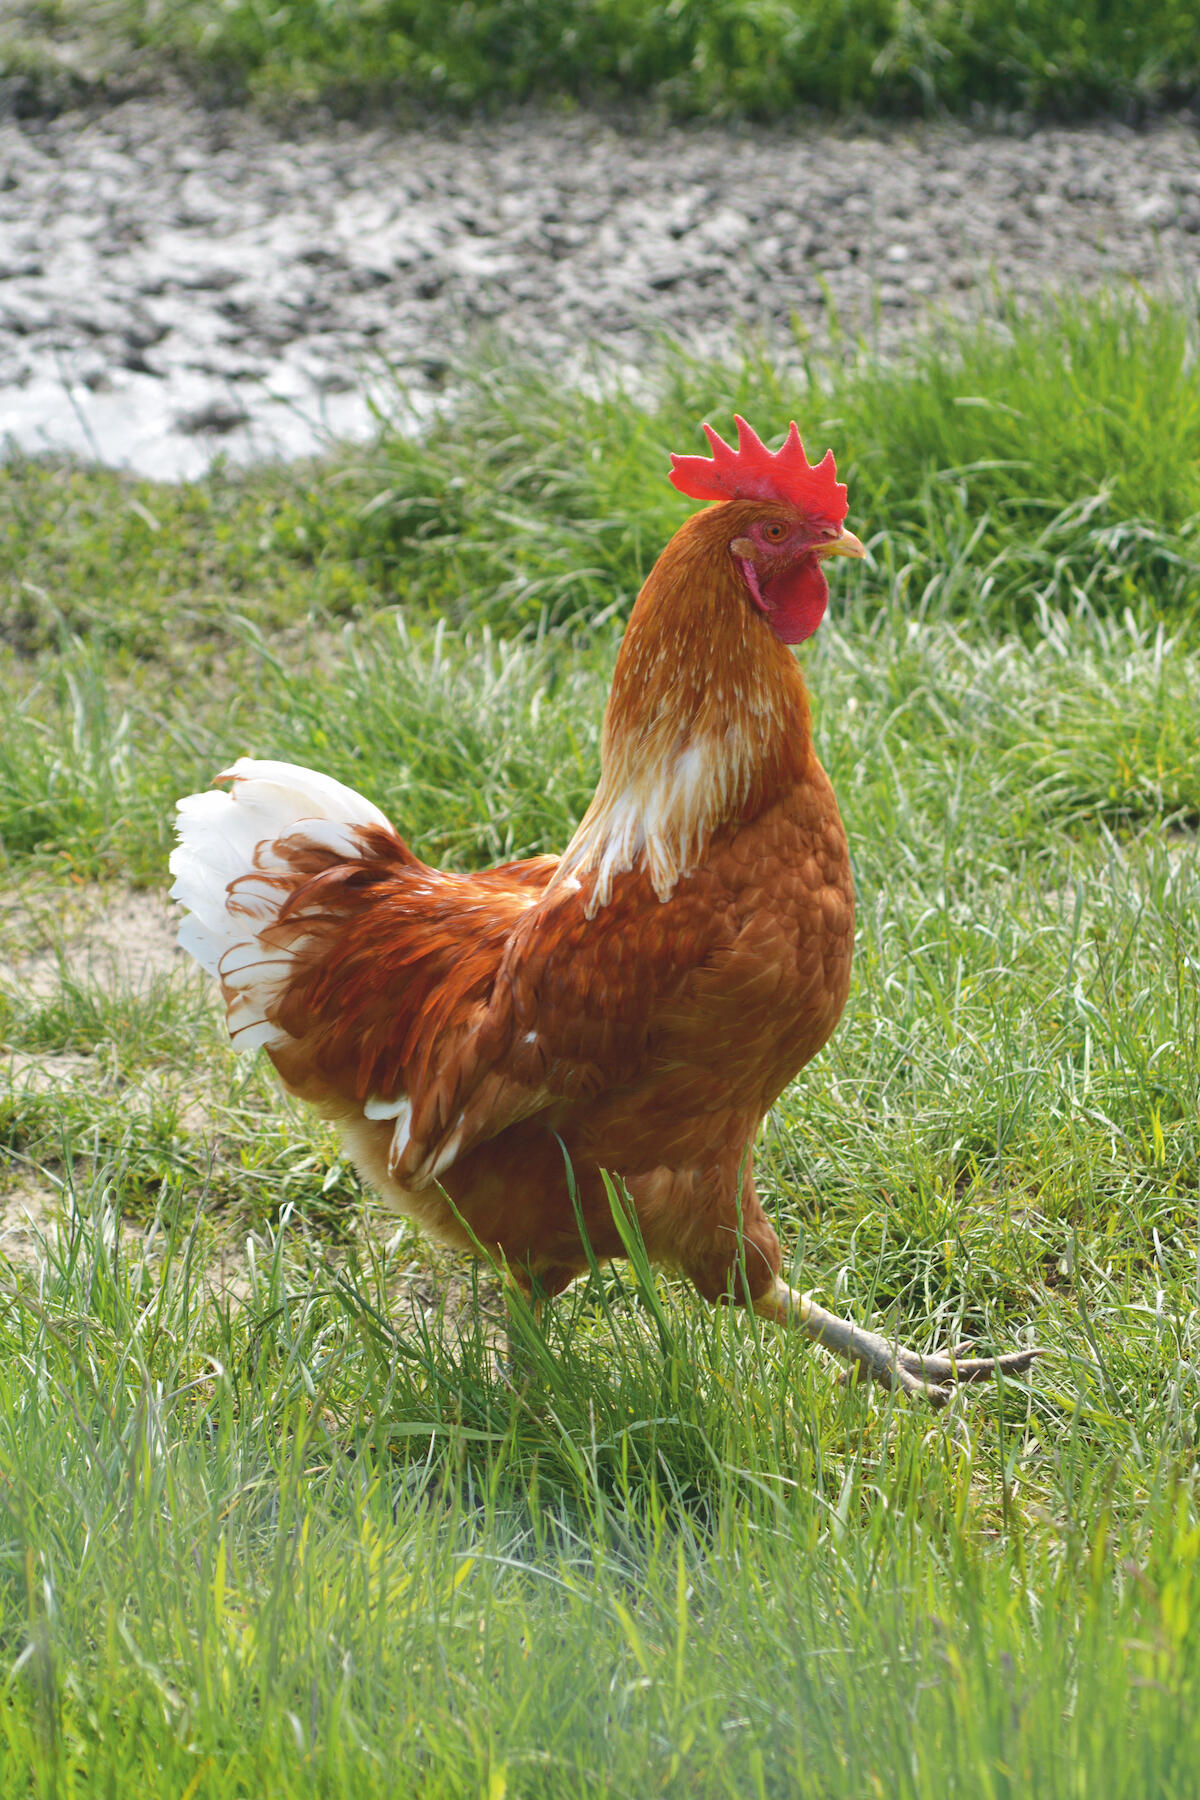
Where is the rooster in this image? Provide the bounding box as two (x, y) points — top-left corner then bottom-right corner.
(172, 417), (1036, 1405)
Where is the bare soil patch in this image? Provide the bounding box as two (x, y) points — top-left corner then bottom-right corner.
(0, 880), (184, 1002)
(3, 96), (1198, 475)
(0, 1177), (59, 1269)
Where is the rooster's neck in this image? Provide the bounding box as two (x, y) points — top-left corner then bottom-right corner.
(557, 505), (813, 914)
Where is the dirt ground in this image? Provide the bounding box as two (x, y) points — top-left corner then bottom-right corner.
(3, 95), (1199, 475)
(1, 881), (182, 1000)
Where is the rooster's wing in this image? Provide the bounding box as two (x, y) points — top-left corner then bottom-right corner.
(384, 817), (849, 1187)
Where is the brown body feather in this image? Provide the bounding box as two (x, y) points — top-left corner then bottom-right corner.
(246, 502), (854, 1302)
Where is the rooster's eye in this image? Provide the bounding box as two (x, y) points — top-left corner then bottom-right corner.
(762, 522), (787, 542)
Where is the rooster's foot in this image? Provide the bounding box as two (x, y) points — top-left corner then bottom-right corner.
(753, 1278), (1039, 1409)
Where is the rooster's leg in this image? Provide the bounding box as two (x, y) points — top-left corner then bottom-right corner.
(753, 1277), (1038, 1408)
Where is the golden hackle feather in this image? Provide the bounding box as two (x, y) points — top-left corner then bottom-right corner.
(554, 501), (812, 911)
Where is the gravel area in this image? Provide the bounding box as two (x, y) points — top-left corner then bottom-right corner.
(4, 96), (1200, 478)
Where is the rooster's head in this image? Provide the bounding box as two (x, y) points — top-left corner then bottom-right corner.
(669, 415), (864, 644)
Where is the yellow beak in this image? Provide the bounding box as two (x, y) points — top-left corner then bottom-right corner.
(815, 527), (865, 561)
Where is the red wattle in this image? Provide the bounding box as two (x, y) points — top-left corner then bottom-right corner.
(759, 556), (829, 644)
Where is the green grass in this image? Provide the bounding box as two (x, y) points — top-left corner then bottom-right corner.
(2, 1200), (1200, 1797)
(342, 291), (1200, 636)
(3, 290), (1200, 1792)
(1, 457), (383, 665)
(54, 0), (1200, 119)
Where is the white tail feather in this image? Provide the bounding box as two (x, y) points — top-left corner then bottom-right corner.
(171, 757), (392, 1053)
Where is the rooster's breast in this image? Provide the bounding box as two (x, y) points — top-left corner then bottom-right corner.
(689, 761), (854, 1109)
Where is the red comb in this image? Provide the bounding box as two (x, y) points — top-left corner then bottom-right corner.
(668, 415), (847, 522)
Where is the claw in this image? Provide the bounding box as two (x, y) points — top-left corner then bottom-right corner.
(755, 1278), (1039, 1407)
(892, 1342), (1042, 1384)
